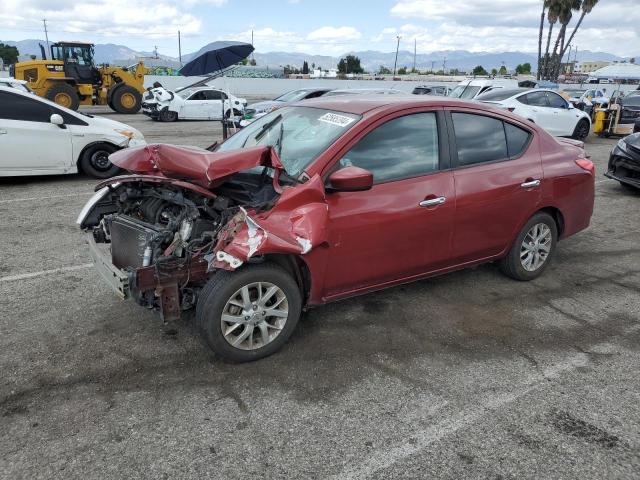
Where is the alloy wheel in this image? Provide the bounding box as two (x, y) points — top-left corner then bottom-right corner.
(520, 223), (552, 271)
(90, 150), (112, 171)
(220, 282), (289, 350)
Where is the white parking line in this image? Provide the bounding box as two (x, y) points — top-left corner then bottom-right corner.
(332, 352), (591, 480)
(0, 192), (93, 204)
(0, 264), (93, 283)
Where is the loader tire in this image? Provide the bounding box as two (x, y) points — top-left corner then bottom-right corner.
(45, 83), (80, 111)
(111, 85), (142, 114)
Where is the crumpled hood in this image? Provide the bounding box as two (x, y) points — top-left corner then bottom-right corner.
(108, 143), (283, 188)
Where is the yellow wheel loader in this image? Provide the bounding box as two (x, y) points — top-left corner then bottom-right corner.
(12, 42), (145, 113)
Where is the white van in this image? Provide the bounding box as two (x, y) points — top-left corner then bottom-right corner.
(449, 78), (519, 100)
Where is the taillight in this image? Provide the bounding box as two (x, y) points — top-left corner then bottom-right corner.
(575, 158), (595, 175)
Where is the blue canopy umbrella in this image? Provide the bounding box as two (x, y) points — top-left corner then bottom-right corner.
(180, 41), (254, 77)
(178, 41), (254, 140)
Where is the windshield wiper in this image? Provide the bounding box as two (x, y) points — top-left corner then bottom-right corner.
(276, 122), (284, 157)
(254, 114), (283, 142)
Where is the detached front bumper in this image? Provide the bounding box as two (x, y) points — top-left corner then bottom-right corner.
(141, 102), (160, 119)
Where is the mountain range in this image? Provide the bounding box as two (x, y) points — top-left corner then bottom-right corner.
(3, 39), (636, 72)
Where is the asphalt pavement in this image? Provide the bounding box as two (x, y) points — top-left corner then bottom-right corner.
(1, 107), (639, 479)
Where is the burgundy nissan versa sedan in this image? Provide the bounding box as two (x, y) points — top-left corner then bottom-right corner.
(78, 95), (595, 362)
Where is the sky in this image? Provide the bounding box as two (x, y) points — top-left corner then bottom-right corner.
(1, 0), (639, 57)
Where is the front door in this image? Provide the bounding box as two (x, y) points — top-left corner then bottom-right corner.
(0, 91), (72, 173)
(448, 111), (542, 264)
(321, 110), (455, 297)
(524, 90), (559, 135)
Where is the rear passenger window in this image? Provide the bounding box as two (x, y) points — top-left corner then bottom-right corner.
(452, 113), (508, 166)
(504, 123), (531, 157)
(339, 112), (439, 183)
(525, 91), (549, 107)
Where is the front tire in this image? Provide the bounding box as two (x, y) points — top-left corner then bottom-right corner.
(499, 212), (558, 281)
(196, 263), (302, 362)
(159, 109), (178, 122)
(111, 85), (142, 114)
(79, 143), (120, 178)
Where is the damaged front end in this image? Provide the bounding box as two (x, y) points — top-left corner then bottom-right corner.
(77, 143), (326, 323)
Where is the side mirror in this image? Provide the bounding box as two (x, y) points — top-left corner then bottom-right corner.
(50, 113), (65, 128)
(328, 166), (373, 192)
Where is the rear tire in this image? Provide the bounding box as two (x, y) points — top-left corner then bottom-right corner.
(572, 119), (590, 141)
(159, 109), (178, 122)
(111, 85), (142, 114)
(79, 143), (120, 178)
(44, 83), (80, 111)
(196, 263), (302, 362)
(499, 212), (558, 281)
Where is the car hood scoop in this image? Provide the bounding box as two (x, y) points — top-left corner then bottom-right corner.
(109, 143), (284, 189)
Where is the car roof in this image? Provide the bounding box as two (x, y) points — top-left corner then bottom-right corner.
(476, 88), (529, 100)
(0, 77), (27, 85)
(0, 83), (84, 116)
(295, 94), (511, 116)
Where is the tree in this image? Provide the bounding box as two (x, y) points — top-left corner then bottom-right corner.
(337, 55), (364, 74)
(302, 60), (309, 74)
(378, 65), (391, 75)
(472, 65), (488, 76)
(0, 43), (19, 65)
(491, 68), (498, 76)
(397, 66), (408, 75)
(515, 63), (532, 74)
(499, 65), (508, 75)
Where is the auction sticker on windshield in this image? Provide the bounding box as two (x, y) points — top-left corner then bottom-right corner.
(318, 112), (356, 127)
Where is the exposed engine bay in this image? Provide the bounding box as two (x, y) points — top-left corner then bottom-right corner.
(82, 172), (279, 316)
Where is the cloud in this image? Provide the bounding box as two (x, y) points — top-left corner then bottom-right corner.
(385, 0), (640, 56)
(307, 26), (362, 42)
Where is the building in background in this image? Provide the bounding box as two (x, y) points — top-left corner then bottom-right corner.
(575, 60), (611, 74)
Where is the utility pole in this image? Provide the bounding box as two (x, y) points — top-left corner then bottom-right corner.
(431, 60), (435, 73)
(393, 35), (401, 76)
(251, 30), (255, 63)
(443, 57), (446, 74)
(42, 18), (50, 56)
(413, 38), (416, 72)
(178, 30), (182, 66)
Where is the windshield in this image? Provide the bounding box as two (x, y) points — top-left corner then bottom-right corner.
(216, 106), (361, 177)
(274, 90), (310, 103)
(450, 85), (482, 99)
(177, 89), (195, 99)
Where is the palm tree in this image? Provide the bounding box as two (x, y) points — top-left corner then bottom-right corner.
(559, 0), (599, 64)
(541, 0), (562, 79)
(537, 1), (548, 79)
(550, 0), (581, 79)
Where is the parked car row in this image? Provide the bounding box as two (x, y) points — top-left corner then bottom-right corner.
(0, 81), (146, 178)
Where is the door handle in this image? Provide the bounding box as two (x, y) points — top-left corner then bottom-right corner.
(520, 179), (541, 188)
(419, 196), (446, 207)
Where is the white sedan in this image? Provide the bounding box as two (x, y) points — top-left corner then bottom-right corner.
(477, 88), (592, 140)
(0, 84), (146, 178)
(142, 86), (247, 122)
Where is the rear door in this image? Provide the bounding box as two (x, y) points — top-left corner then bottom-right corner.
(321, 109), (455, 297)
(523, 91), (558, 135)
(181, 90), (209, 119)
(0, 90), (72, 173)
(545, 91), (577, 136)
(448, 110), (542, 264)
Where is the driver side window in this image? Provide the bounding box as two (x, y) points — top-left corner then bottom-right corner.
(338, 112), (440, 184)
